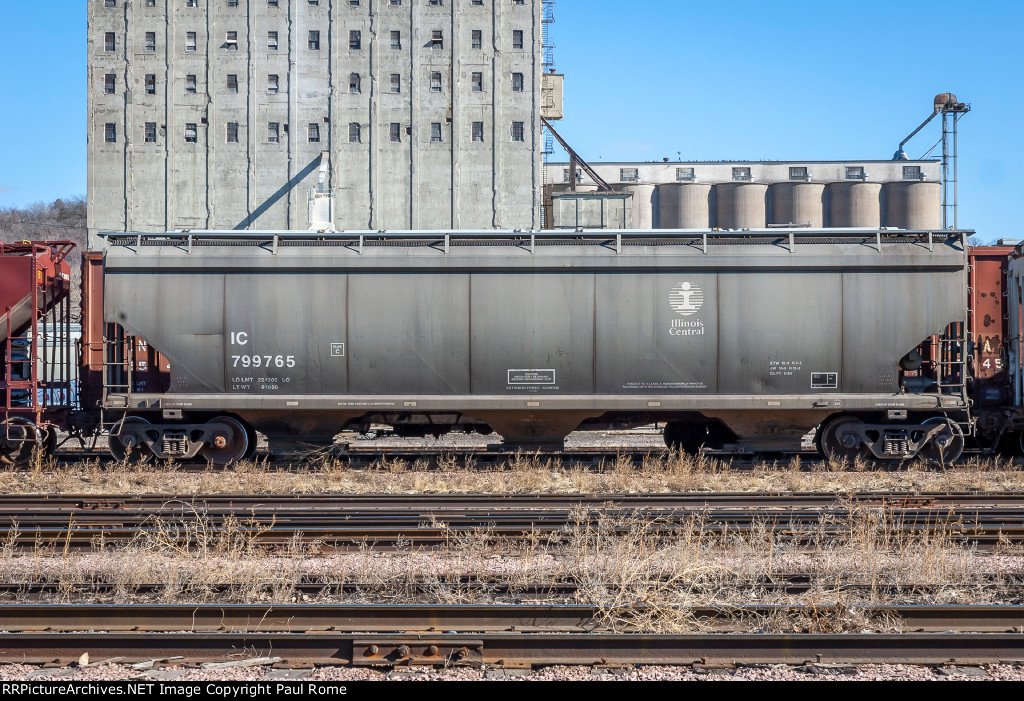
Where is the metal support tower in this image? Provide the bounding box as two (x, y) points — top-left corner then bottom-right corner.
(941, 103), (970, 230)
(894, 93), (970, 230)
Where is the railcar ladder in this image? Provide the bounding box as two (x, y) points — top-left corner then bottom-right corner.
(100, 325), (133, 428)
(936, 326), (973, 433)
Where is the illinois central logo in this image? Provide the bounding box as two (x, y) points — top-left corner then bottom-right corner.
(670, 282), (704, 317)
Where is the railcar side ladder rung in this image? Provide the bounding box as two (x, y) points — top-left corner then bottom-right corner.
(100, 333), (137, 397)
(937, 336), (972, 434)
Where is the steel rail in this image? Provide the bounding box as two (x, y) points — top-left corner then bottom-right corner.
(2, 604), (1024, 666)
(3, 510), (1022, 529)
(0, 511), (1019, 531)
(5, 631), (1022, 666)
(1, 508), (1022, 549)
(6, 507), (1024, 520)
(33, 452), (783, 471)
(39, 448), (1015, 471)
(3, 603), (1023, 634)
(5, 491), (1024, 511)
(46, 444), (1000, 458)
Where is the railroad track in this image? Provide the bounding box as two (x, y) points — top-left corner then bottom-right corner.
(7, 490), (1024, 511)
(37, 444), (1018, 473)
(2, 604), (1023, 666)
(2, 577), (1021, 604)
(4, 492), (1024, 549)
(47, 446), (764, 470)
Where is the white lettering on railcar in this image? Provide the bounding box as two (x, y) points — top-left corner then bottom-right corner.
(507, 369), (556, 386)
(769, 360), (805, 377)
(623, 381), (708, 390)
(231, 355), (296, 369)
(669, 319), (705, 336)
(667, 282), (706, 336)
(226, 332), (299, 390)
(337, 401), (396, 407)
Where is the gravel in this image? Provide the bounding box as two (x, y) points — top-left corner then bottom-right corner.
(3, 662), (1023, 681)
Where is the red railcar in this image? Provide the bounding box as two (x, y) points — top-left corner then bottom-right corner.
(971, 244), (1024, 451)
(968, 246), (1013, 404)
(0, 241), (75, 463)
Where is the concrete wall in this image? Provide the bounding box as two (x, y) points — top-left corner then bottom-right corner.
(88, 0), (543, 247)
(548, 161), (942, 187)
(544, 161), (943, 230)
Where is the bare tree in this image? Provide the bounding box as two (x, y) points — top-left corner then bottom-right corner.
(0, 197), (88, 315)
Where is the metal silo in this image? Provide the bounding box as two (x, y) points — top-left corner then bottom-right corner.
(716, 183), (768, 229)
(657, 183), (712, 229)
(885, 183), (908, 228)
(770, 183), (825, 227)
(828, 182), (882, 228)
(618, 184), (656, 230)
(884, 182), (941, 230)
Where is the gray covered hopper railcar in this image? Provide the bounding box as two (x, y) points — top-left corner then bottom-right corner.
(99, 229), (970, 462)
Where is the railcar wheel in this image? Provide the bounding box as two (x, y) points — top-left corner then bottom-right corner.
(108, 417), (155, 464)
(242, 424), (259, 461)
(0, 418), (40, 466)
(819, 417), (869, 462)
(200, 417), (250, 466)
(39, 425), (59, 457)
(917, 417), (965, 465)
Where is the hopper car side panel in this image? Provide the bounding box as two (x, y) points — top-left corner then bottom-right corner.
(97, 230), (969, 456)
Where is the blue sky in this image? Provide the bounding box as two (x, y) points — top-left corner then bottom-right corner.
(0, 1), (1020, 239)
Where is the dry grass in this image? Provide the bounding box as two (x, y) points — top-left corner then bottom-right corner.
(2, 451), (1023, 497)
(549, 503), (1018, 633)
(1, 448), (1020, 632)
(0, 500), (1019, 635)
